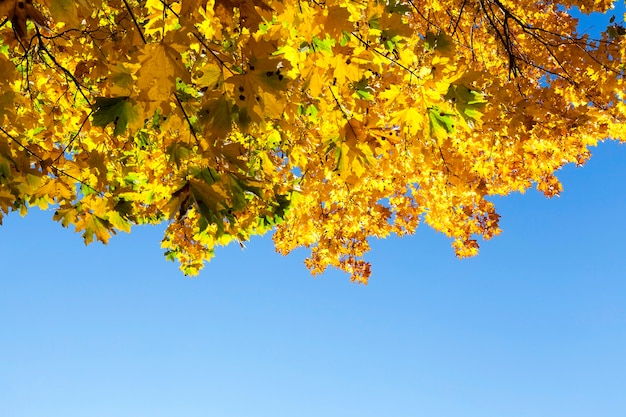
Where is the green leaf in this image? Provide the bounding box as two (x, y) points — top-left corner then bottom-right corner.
(91, 96), (138, 136)
(357, 89), (374, 100)
(607, 24), (626, 40)
(424, 31), (454, 53)
(351, 78), (374, 101)
(190, 179), (230, 212)
(107, 211), (131, 233)
(312, 36), (334, 52)
(194, 167), (220, 185)
(445, 84), (487, 126)
(166, 142), (192, 167)
(428, 107), (455, 140)
(81, 183), (98, 196)
(368, 15), (381, 30)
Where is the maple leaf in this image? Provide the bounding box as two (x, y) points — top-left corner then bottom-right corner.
(225, 54), (291, 123)
(428, 107), (456, 142)
(76, 213), (112, 244)
(136, 43), (191, 115)
(48, 0), (80, 28)
(0, 0), (48, 39)
(445, 84), (487, 129)
(197, 93), (233, 139)
(91, 96), (138, 136)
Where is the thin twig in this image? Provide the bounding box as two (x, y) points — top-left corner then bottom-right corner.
(175, 94), (200, 144)
(122, 0), (147, 44)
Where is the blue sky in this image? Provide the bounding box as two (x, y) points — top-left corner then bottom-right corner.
(2, 7), (626, 417)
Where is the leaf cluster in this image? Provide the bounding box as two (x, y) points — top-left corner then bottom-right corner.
(0, 0), (624, 282)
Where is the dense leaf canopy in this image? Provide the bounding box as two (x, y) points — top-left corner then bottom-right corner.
(0, 0), (624, 282)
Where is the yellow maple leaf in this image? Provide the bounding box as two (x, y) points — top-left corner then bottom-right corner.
(136, 43), (191, 114)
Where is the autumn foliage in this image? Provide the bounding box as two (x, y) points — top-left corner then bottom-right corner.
(0, 0), (624, 282)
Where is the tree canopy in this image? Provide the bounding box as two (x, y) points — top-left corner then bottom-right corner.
(0, 0), (624, 282)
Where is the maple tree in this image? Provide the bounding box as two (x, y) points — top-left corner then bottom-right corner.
(0, 0), (624, 282)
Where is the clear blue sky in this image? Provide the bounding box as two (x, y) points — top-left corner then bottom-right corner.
(2, 9), (626, 417)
